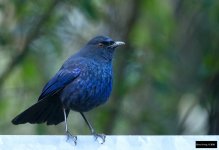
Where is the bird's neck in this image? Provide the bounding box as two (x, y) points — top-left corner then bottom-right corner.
(88, 54), (113, 64)
(100, 50), (113, 62)
(79, 50), (114, 63)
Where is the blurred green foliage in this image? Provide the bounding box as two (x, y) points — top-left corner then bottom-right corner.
(0, 0), (219, 135)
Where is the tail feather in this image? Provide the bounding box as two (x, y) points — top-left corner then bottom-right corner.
(46, 100), (69, 125)
(42, 101), (56, 123)
(12, 98), (70, 125)
(34, 100), (52, 124)
(35, 100), (54, 124)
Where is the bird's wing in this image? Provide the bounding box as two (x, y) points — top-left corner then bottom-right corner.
(38, 68), (80, 101)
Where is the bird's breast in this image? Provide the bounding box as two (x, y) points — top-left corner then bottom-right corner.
(60, 62), (113, 112)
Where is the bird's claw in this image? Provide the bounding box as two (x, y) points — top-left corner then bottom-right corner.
(66, 131), (77, 145)
(93, 133), (106, 144)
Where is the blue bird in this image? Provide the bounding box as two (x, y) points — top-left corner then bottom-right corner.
(12, 36), (125, 144)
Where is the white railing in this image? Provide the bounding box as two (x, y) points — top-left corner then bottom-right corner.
(0, 135), (218, 150)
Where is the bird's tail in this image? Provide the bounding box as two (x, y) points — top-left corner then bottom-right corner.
(12, 97), (69, 125)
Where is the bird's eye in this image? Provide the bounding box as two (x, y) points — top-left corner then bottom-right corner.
(98, 43), (104, 47)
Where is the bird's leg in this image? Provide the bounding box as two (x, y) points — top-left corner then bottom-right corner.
(63, 108), (77, 145)
(80, 112), (106, 144)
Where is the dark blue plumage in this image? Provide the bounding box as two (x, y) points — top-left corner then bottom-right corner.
(12, 35), (125, 144)
(60, 58), (113, 112)
(39, 68), (81, 100)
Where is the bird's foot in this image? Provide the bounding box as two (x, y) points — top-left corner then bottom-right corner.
(93, 133), (106, 144)
(66, 131), (77, 145)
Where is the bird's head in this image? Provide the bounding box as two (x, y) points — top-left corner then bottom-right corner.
(80, 36), (125, 62)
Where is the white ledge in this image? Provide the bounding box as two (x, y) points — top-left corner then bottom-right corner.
(0, 135), (218, 150)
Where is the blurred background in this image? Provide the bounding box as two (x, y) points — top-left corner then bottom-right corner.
(0, 0), (219, 135)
